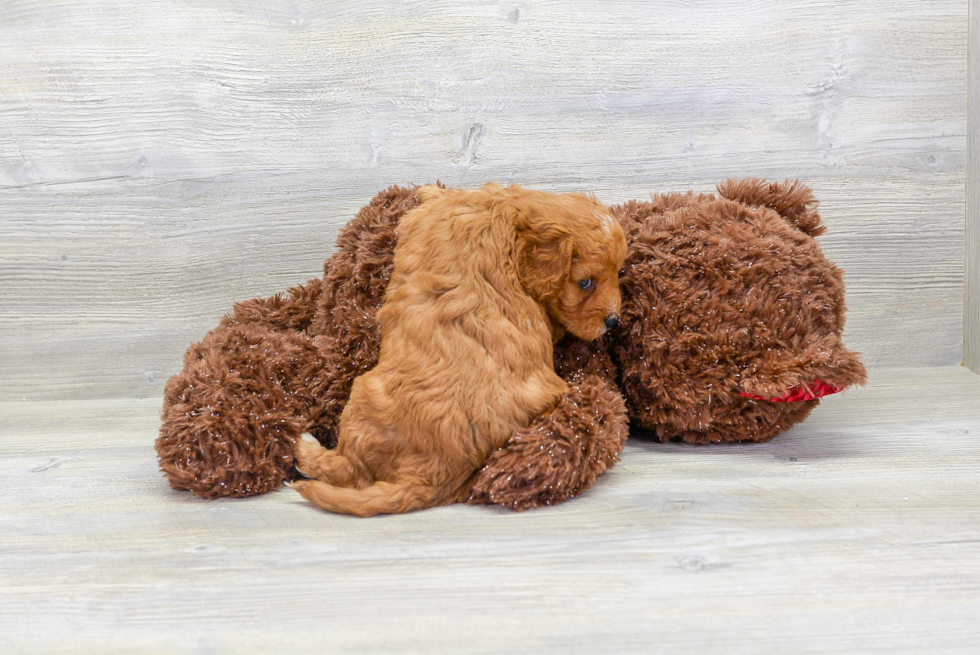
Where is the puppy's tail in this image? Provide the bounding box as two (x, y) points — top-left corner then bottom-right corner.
(288, 478), (448, 517)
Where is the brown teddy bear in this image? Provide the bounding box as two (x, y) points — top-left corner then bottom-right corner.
(157, 179), (866, 510)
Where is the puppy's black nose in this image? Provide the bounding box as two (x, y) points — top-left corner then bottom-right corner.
(604, 314), (619, 329)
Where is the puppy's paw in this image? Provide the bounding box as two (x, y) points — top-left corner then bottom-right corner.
(286, 479), (310, 498)
(294, 433), (322, 478)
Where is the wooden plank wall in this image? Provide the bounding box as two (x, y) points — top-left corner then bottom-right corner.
(968, 0), (979, 373)
(0, 1), (968, 401)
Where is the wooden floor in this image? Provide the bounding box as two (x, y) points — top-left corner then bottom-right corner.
(2, 366), (979, 654)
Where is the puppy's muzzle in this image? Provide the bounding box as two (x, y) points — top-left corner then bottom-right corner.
(604, 314), (619, 329)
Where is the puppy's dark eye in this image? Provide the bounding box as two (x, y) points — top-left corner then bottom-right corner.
(578, 278), (594, 291)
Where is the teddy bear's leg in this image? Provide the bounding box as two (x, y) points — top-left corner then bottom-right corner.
(157, 322), (334, 498)
(467, 337), (629, 510)
(293, 433), (364, 487)
(158, 186), (427, 499)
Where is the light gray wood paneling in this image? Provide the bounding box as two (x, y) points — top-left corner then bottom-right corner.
(1, 366), (979, 654)
(967, 0), (979, 372)
(0, 1), (969, 399)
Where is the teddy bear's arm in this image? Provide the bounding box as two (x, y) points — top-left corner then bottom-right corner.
(467, 337), (629, 510)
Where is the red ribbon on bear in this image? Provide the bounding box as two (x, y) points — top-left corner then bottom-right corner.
(740, 379), (842, 403)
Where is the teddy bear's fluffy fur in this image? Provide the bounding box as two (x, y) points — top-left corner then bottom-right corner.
(157, 179), (866, 509)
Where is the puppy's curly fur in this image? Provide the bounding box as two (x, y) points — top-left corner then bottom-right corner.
(289, 183), (628, 516)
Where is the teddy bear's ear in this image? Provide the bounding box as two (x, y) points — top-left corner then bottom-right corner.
(716, 178), (825, 237)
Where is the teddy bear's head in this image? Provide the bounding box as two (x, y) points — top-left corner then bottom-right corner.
(610, 179), (867, 443)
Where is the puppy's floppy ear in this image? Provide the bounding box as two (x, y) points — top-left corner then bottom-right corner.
(514, 215), (574, 301)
